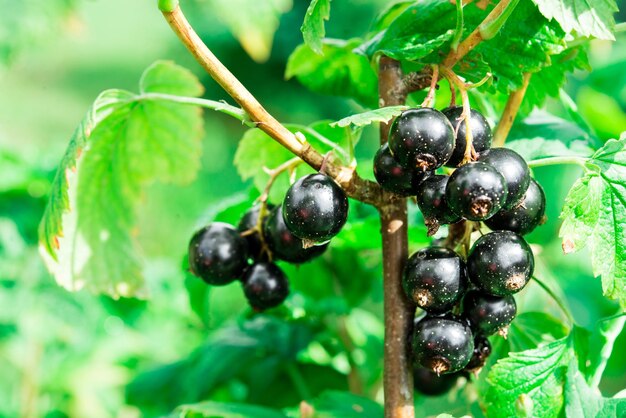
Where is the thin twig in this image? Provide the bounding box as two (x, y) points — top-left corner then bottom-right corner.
(161, 5), (384, 206)
(420, 65), (439, 108)
(493, 72), (532, 146)
(441, 67), (475, 163)
(532, 276), (574, 325)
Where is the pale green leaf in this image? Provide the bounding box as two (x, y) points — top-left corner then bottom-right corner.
(331, 106), (408, 128)
(564, 359), (626, 417)
(304, 391), (383, 417)
(39, 61), (204, 297)
(484, 338), (571, 417)
(301, 0), (331, 55)
(208, 0), (292, 62)
(531, 0), (618, 40)
(286, 39), (378, 108)
(559, 137), (626, 307)
(172, 401), (287, 418)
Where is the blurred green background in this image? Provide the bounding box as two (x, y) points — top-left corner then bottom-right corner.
(1, 1), (625, 417)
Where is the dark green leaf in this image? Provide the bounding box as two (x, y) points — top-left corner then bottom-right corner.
(286, 39), (378, 108)
(39, 61), (205, 297)
(484, 337), (571, 417)
(301, 0), (331, 55)
(531, 0), (618, 40)
(363, 0), (457, 61)
(172, 401), (287, 418)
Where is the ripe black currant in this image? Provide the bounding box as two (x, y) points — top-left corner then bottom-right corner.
(485, 178), (546, 235)
(413, 367), (461, 396)
(388, 108), (455, 171)
(283, 173), (349, 243)
(237, 204), (275, 261)
(442, 106), (492, 168)
(464, 334), (492, 372)
(412, 316), (474, 374)
(188, 222), (249, 285)
(373, 143), (430, 195)
(478, 148), (530, 209)
(415, 175), (461, 235)
(403, 247), (467, 313)
(242, 262), (289, 310)
(467, 231), (534, 296)
(263, 205), (328, 263)
(445, 162), (508, 221)
(463, 289), (517, 336)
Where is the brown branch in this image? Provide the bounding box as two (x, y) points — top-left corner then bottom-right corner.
(378, 56), (414, 418)
(493, 72), (532, 146)
(161, 5), (384, 206)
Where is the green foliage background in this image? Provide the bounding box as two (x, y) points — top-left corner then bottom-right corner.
(1, 0), (626, 417)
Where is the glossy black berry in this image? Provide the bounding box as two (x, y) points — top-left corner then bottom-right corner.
(237, 204), (275, 261)
(283, 173), (349, 243)
(413, 367), (461, 396)
(403, 247), (467, 313)
(467, 231), (534, 296)
(412, 316), (474, 374)
(415, 175), (462, 235)
(188, 222), (249, 285)
(373, 143), (431, 195)
(263, 205), (328, 263)
(463, 290), (517, 336)
(443, 106), (492, 167)
(445, 162), (508, 221)
(485, 178), (546, 235)
(478, 148), (530, 209)
(388, 108), (455, 171)
(242, 262), (289, 310)
(464, 334), (492, 371)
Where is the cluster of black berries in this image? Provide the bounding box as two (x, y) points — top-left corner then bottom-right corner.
(187, 173), (349, 311)
(374, 106), (546, 395)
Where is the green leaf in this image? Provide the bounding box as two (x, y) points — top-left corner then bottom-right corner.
(531, 0), (618, 40)
(508, 312), (570, 352)
(331, 106), (408, 129)
(301, 0), (331, 55)
(363, 0), (457, 61)
(484, 338), (571, 417)
(303, 391), (383, 417)
(585, 314), (626, 386)
(560, 137), (626, 307)
(564, 359), (626, 417)
(172, 401), (288, 418)
(208, 0), (292, 62)
(286, 39), (378, 108)
(39, 61), (204, 297)
(506, 113), (595, 161)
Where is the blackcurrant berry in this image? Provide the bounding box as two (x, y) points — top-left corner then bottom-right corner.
(188, 222), (249, 285)
(413, 367), (461, 396)
(445, 162), (508, 221)
(478, 148), (530, 209)
(403, 247), (467, 313)
(412, 316), (474, 374)
(484, 178), (546, 235)
(242, 262), (289, 310)
(388, 108), (455, 171)
(263, 205), (328, 263)
(442, 106), (492, 167)
(415, 175), (461, 235)
(373, 143), (430, 195)
(463, 289), (517, 336)
(467, 231), (534, 296)
(464, 334), (492, 371)
(237, 204), (275, 261)
(283, 173), (349, 243)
